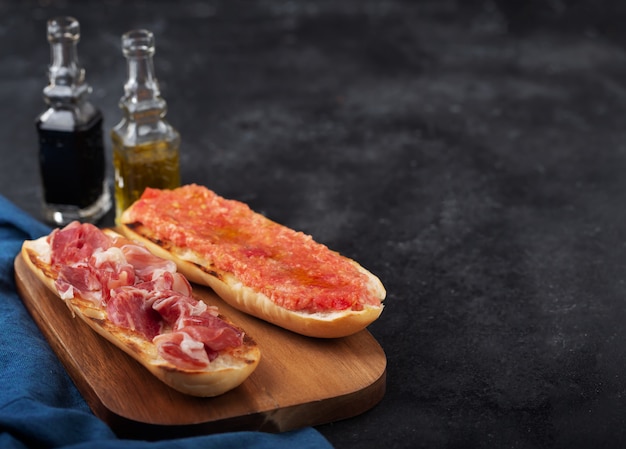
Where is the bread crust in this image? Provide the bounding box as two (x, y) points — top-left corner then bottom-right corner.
(20, 232), (260, 397)
(119, 220), (386, 338)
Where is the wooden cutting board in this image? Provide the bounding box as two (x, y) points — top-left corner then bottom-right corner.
(13, 253), (386, 440)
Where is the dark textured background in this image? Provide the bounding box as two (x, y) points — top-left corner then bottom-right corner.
(3, 1), (626, 448)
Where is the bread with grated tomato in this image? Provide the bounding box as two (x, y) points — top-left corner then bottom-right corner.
(119, 184), (386, 338)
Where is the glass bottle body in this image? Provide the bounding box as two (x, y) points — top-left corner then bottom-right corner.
(36, 16), (111, 226)
(112, 29), (181, 221)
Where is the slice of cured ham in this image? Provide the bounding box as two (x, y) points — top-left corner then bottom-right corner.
(47, 221), (244, 369)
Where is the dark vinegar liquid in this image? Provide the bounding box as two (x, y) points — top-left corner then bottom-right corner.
(37, 112), (106, 209)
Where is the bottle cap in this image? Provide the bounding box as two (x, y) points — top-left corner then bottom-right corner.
(122, 29), (155, 58)
(47, 16), (80, 44)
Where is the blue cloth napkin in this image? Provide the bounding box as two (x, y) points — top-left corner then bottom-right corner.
(0, 195), (334, 449)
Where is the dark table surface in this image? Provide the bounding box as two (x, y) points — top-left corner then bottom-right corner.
(3, 1), (626, 448)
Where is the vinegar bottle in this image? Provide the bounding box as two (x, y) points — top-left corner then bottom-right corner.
(36, 16), (111, 226)
(111, 29), (181, 221)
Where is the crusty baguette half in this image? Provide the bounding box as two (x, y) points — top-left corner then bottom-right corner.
(119, 211), (386, 339)
(21, 229), (260, 397)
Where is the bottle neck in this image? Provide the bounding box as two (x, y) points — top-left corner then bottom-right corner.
(121, 54), (167, 115)
(119, 30), (166, 118)
(43, 16), (90, 103)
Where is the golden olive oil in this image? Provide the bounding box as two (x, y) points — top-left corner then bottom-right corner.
(113, 136), (180, 219)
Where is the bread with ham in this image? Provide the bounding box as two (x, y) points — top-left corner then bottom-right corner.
(20, 221), (260, 397)
(118, 184), (386, 338)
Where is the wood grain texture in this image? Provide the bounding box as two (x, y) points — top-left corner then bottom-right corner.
(13, 253), (386, 440)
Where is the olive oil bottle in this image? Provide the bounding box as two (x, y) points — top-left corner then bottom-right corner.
(111, 29), (180, 221)
(37, 16), (111, 225)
